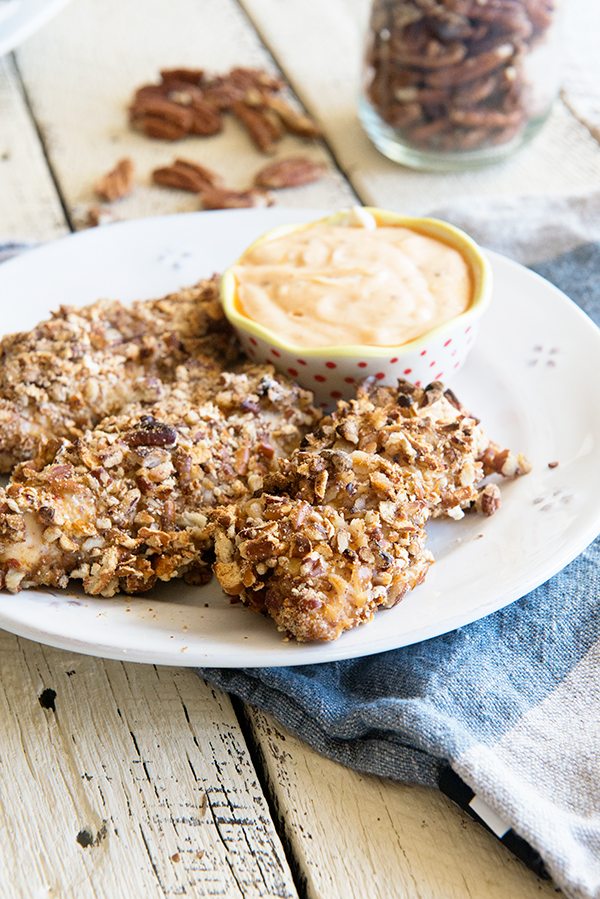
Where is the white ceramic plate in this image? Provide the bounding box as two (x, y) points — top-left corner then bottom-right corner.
(0, 209), (598, 667)
(0, 0), (71, 56)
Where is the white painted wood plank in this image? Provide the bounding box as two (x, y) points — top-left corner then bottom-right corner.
(0, 55), (65, 241)
(0, 632), (297, 898)
(247, 710), (558, 899)
(563, 0), (600, 141)
(241, 0), (600, 214)
(14, 0), (355, 228)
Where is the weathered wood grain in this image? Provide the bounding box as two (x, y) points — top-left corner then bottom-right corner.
(0, 55), (65, 241)
(245, 709), (559, 899)
(563, 0), (600, 141)
(0, 632), (297, 898)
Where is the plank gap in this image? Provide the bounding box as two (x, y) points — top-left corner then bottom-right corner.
(560, 89), (600, 146)
(231, 696), (309, 899)
(232, 0), (363, 207)
(11, 53), (75, 232)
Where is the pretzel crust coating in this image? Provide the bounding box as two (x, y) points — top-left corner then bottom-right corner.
(0, 277), (238, 471)
(0, 366), (319, 595)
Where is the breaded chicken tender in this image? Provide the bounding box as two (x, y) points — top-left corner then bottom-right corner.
(0, 366), (319, 595)
(214, 449), (433, 642)
(213, 379), (530, 641)
(304, 379), (531, 519)
(0, 277), (238, 471)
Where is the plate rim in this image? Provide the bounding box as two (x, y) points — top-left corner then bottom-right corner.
(0, 0), (72, 57)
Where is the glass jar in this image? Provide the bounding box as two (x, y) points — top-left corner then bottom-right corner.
(360, 0), (562, 171)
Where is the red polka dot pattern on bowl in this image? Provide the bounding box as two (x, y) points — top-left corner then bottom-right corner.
(232, 317), (477, 406)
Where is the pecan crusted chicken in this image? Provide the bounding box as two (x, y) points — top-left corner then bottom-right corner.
(213, 380), (530, 641)
(0, 277), (237, 472)
(0, 366), (319, 595)
(305, 379), (531, 520)
(214, 449), (433, 642)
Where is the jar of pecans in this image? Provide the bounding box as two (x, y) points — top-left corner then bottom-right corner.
(360, 0), (561, 170)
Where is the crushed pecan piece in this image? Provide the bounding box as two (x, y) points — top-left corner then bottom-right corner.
(475, 483), (502, 516)
(254, 156), (326, 189)
(94, 158), (135, 202)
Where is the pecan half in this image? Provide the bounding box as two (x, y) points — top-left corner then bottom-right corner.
(389, 39), (467, 69)
(200, 187), (274, 210)
(137, 116), (189, 141)
(190, 101), (223, 136)
(152, 158), (221, 193)
(125, 417), (178, 448)
(425, 43), (514, 87)
(449, 107), (524, 128)
(228, 67), (285, 93)
(262, 95), (321, 138)
(130, 96), (195, 141)
(160, 67), (204, 85)
(254, 156), (327, 189)
(94, 158), (135, 202)
(202, 80), (244, 111)
(231, 101), (280, 154)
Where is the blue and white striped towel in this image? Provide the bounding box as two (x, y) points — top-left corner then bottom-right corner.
(199, 193), (600, 899)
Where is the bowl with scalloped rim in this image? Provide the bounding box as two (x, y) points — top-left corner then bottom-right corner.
(221, 207), (492, 407)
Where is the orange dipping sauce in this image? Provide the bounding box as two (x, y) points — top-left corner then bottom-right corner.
(233, 218), (472, 348)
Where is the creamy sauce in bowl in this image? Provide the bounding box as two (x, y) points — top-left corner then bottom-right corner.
(233, 221), (472, 348)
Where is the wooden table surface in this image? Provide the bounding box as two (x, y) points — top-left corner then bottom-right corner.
(0, 1), (598, 896)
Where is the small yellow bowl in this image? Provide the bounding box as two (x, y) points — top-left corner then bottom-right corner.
(221, 207), (492, 407)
